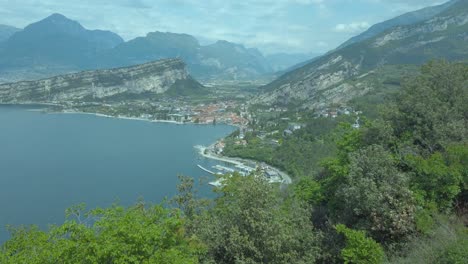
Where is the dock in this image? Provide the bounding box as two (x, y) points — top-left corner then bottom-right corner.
(213, 165), (235, 173)
(197, 164), (221, 175)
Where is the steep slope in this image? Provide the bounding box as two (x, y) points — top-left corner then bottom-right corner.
(255, 0), (468, 108)
(0, 25), (21, 43)
(0, 14), (123, 71)
(0, 59), (202, 103)
(337, 0), (458, 49)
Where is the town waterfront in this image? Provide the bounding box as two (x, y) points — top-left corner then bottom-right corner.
(0, 105), (235, 242)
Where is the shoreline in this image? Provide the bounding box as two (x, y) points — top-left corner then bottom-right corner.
(57, 110), (243, 128)
(195, 144), (292, 185)
(2, 103), (290, 184)
(59, 110), (186, 125)
(1, 103), (245, 128)
(195, 145), (245, 167)
(0, 102), (62, 107)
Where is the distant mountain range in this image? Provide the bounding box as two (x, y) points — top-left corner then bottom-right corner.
(0, 14), (311, 82)
(255, 0), (468, 108)
(0, 25), (20, 43)
(99, 33), (274, 80)
(1, 14), (123, 67)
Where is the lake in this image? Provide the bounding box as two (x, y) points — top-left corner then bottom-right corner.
(0, 105), (235, 242)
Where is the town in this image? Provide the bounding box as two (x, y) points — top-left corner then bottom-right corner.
(55, 98), (250, 126)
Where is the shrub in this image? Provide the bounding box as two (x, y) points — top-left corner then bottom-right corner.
(336, 224), (385, 264)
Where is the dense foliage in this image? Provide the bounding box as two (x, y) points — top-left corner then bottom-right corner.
(1, 61), (467, 263)
(194, 174), (320, 264)
(223, 115), (347, 178)
(0, 204), (203, 264)
(335, 224), (384, 264)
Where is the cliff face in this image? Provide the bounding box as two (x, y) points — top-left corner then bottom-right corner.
(0, 59), (193, 103)
(337, 0), (458, 49)
(255, 1), (468, 108)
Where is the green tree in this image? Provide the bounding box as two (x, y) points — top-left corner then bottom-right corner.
(1, 203), (203, 264)
(195, 174), (320, 264)
(406, 152), (462, 211)
(446, 143), (468, 207)
(294, 177), (323, 205)
(335, 224), (384, 264)
(334, 145), (416, 242)
(385, 61), (468, 154)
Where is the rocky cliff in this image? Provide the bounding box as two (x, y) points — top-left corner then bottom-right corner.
(0, 59), (199, 103)
(337, 0), (458, 49)
(255, 0), (468, 109)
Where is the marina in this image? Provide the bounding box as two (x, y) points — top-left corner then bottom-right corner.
(195, 143), (290, 187)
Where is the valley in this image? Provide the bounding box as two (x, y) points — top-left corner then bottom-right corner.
(0, 0), (467, 263)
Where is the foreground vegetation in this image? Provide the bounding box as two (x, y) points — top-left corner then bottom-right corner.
(1, 61), (467, 263)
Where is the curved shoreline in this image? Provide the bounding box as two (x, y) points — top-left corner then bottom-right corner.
(7, 104), (289, 184)
(195, 145), (292, 185)
(59, 110), (186, 125)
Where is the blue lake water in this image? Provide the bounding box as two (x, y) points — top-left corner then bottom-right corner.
(0, 105), (235, 242)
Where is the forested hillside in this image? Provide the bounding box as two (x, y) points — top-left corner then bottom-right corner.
(1, 61), (467, 263)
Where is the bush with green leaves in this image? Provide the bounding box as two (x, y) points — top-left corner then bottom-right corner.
(0, 204), (203, 264)
(335, 224), (384, 264)
(385, 61), (468, 154)
(334, 145), (416, 243)
(195, 174), (321, 264)
(406, 152), (462, 212)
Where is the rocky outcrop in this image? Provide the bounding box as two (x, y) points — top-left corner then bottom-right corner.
(373, 12), (468, 47)
(254, 0), (468, 109)
(337, 0), (458, 49)
(0, 59), (195, 103)
(255, 55), (363, 107)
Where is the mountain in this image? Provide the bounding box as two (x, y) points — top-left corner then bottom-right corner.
(100, 34), (272, 80)
(255, 0), (468, 108)
(266, 52), (318, 72)
(0, 59), (204, 103)
(337, 0), (459, 49)
(0, 14), (278, 82)
(0, 25), (20, 43)
(0, 14), (318, 82)
(196, 40), (271, 79)
(0, 14), (123, 73)
(99, 31), (200, 68)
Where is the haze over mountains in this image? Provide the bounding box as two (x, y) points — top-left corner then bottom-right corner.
(1, 0), (466, 107)
(255, 0), (468, 108)
(0, 25), (20, 43)
(0, 14), (313, 83)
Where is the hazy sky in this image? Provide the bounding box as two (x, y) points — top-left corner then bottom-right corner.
(0, 0), (449, 54)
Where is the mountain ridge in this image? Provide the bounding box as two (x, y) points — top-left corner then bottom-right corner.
(337, 0), (459, 49)
(254, 0), (468, 108)
(0, 58), (203, 103)
(0, 13), (124, 72)
(0, 14), (310, 82)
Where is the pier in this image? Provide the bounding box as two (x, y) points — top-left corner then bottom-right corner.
(213, 165), (235, 173)
(197, 164), (221, 175)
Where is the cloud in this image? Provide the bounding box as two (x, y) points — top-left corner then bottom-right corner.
(333, 22), (370, 33)
(0, 0), (451, 54)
